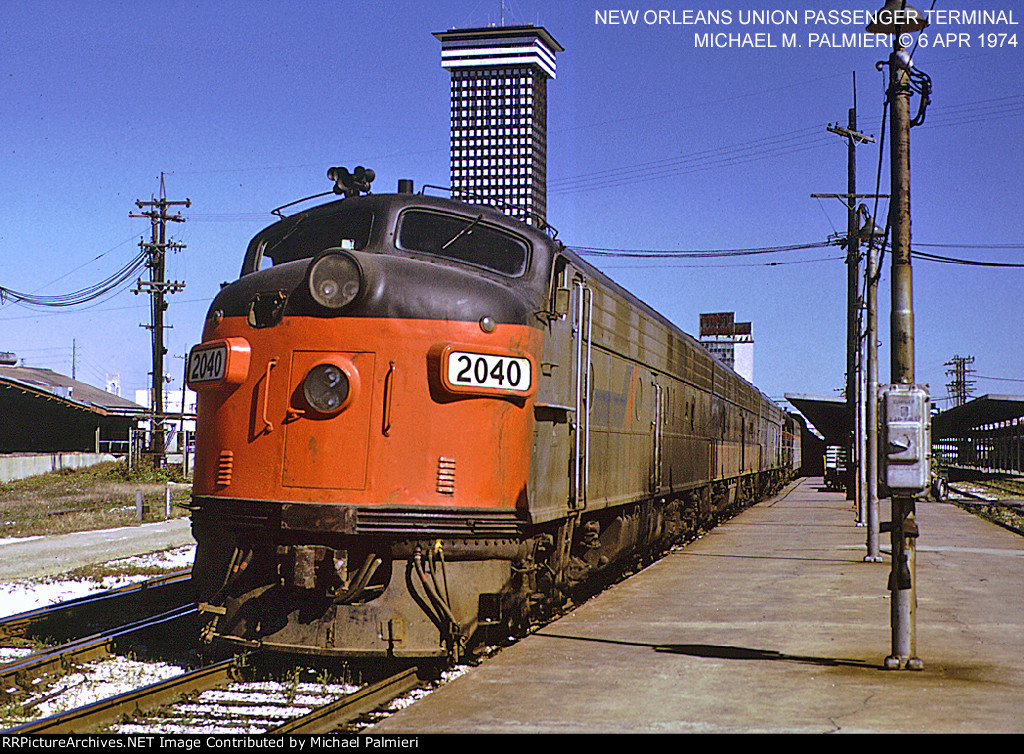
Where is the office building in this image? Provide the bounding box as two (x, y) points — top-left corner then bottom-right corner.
(434, 25), (562, 226)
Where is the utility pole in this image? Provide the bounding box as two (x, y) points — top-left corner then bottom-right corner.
(827, 82), (875, 520)
(945, 355), (976, 407)
(867, 0), (931, 671)
(131, 174), (189, 468)
(859, 204), (885, 564)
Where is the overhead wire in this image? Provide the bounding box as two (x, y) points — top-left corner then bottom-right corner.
(570, 241), (831, 259)
(0, 248), (149, 308)
(549, 126), (834, 196)
(598, 256), (844, 270)
(910, 250), (1024, 268)
(975, 374), (1024, 384)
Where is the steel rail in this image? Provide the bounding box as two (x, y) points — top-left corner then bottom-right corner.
(0, 604), (197, 701)
(951, 500), (1024, 537)
(0, 569), (193, 641)
(4, 656), (238, 734)
(268, 667), (422, 734)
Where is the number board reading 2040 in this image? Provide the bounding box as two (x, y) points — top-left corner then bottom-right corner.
(447, 351), (532, 394)
(188, 344), (228, 383)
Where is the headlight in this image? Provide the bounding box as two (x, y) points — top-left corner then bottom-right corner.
(308, 252), (361, 309)
(303, 363), (350, 413)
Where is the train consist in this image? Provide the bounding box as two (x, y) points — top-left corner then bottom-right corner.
(186, 176), (800, 661)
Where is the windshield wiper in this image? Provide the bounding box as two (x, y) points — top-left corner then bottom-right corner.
(441, 214), (483, 251)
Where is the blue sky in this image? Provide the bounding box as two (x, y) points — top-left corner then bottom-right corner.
(1, 0), (1021, 410)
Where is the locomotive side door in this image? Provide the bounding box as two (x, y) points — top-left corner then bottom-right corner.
(571, 275), (593, 510)
(527, 257), (589, 522)
(650, 377), (665, 494)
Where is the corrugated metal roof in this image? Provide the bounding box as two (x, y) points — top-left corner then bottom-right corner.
(0, 367), (146, 416)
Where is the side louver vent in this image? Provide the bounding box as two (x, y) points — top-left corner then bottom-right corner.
(436, 456), (456, 495)
(216, 450), (234, 487)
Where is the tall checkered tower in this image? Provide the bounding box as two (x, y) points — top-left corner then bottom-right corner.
(434, 25), (562, 227)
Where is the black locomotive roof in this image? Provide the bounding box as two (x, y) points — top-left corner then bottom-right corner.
(242, 191), (558, 280)
(216, 191), (558, 330)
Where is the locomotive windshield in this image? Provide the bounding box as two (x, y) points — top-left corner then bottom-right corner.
(397, 209), (529, 277)
(246, 207), (374, 271)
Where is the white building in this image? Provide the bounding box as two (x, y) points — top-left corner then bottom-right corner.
(699, 312), (754, 384)
(133, 388), (197, 453)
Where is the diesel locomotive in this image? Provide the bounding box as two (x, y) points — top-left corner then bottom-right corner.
(186, 175), (798, 661)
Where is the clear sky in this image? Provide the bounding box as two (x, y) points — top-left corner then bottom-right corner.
(1, 0), (1021, 411)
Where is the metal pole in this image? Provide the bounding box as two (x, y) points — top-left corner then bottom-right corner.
(857, 333), (867, 526)
(864, 212), (883, 562)
(886, 39), (922, 671)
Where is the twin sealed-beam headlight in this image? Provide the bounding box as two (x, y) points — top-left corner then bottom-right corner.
(308, 251), (362, 309)
(303, 363), (351, 414)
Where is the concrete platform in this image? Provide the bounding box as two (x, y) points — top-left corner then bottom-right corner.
(373, 478), (1024, 734)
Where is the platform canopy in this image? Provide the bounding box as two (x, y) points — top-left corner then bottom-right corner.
(786, 391), (1024, 446)
(784, 393), (850, 446)
(931, 394), (1024, 439)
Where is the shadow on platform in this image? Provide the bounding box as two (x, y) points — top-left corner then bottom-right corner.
(535, 631), (879, 671)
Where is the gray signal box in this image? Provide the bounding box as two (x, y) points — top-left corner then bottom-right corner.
(879, 384), (931, 494)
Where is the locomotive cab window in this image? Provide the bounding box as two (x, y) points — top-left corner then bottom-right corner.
(397, 209), (529, 277)
(244, 208), (375, 273)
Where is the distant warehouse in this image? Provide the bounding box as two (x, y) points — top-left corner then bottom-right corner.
(0, 366), (146, 454)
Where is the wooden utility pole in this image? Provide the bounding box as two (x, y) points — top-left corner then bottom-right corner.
(945, 355), (976, 407)
(131, 174), (189, 468)
(827, 88), (875, 517)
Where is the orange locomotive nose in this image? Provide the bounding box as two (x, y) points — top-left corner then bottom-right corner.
(188, 192), (555, 659)
(190, 315), (541, 507)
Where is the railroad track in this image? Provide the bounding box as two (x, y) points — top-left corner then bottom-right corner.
(949, 495), (1024, 537)
(0, 568), (435, 733)
(5, 661), (424, 734)
(0, 604), (197, 705)
(5, 656), (237, 733)
(268, 667), (422, 733)
(0, 569), (194, 646)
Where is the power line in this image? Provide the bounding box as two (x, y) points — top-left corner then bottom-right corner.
(598, 255), (844, 270)
(571, 241), (831, 259)
(549, 128), (834, 196)
(911, 250), (1024, 268)
(0, 298), (208, 322)
(915, 242), (1024, 249)
(0, 249), (149, 308)
(975, 374), (1024, 385)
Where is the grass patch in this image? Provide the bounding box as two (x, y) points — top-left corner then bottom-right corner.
(0, 461), (192, 539)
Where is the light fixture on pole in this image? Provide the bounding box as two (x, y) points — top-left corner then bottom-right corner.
(866, 0), (929, 33)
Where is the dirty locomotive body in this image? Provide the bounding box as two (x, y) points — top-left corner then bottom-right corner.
(187, 183), (797, 661)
